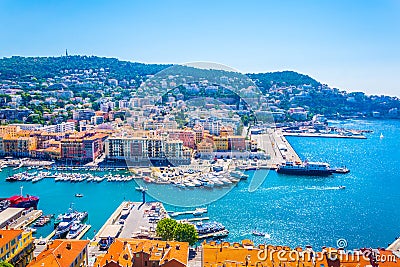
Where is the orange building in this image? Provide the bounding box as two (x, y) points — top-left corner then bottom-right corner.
(0, 125), (20, 138)
(203, 240), (400, 267)
(219, 126), (234, 137)
(95, 238), (189, 267)
(2, 136), (37, 157)
(27, 239), (90, 267)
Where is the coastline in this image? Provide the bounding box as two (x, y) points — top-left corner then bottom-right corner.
(283, 132), (367, 139)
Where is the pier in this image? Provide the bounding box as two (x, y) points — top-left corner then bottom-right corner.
(388, 237), (400, 252)
(75, 224), (91, 240)
(252, 128), (302, 166)
(93, 201), (130, 243)
(8, 209), (43, 229)
(92, 201), (169, 244)
(45, 230), (56, 241)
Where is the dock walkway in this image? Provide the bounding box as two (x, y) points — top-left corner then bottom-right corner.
(93, 201), (129, 242)
(388, 237), (400, 251)
(251, 129), (302, 166)
(9, 209), (43, 229)
(76, 224), (91, 240)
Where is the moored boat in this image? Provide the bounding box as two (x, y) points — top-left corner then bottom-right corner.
(277, 161), (333, 176)
(213, 229), (229, 239)
(230, 170), (249, 180)
(252, 230), (270, 238)
(66, 222), (86, 239)
(1, 187), (39, 210)
(54, 213), (76, 238)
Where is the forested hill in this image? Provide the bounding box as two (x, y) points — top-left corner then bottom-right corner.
(0, 56), (321, 89)
(247, 71), (321, 91)
(0, 56), (170, 82)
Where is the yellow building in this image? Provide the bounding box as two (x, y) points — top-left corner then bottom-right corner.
(213, 136), (228, 151)
(0, 229), (34, 267)
(27, 239), (90, 267)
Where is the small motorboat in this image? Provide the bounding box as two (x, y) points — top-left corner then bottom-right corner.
(252, 230), (271, 238)
(333, 167), (350, 174)
(213, 229), (229, 239)
(338, 185), (346, 190)
(252, 230), (265, 236)
(75, 193), (84, 198)
(135, 186), (147, 192)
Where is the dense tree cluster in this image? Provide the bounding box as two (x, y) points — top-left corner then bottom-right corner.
(156, 218), (198, 246)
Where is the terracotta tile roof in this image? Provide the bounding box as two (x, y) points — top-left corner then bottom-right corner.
(96, 238), (189, 267)
(27, 239), (89, 267)
(43, 147), (61, 153)
(203, 241), (400, 267)
(0, 229), (23, 248)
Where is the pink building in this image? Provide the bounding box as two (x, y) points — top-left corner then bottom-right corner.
(167, 129), (196, 149)
(228, 136), (246, 151)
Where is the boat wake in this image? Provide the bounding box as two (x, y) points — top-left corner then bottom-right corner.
(239, 185), (345, 193)
(304, 186), (344, 191)
(238, 186), (292, 193)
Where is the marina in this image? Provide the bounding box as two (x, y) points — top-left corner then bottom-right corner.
(5, 170), (137, 183)
(0, 119), (398, 251)
(2, 127), (351, 189)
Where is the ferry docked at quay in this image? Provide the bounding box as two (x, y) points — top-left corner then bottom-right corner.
(276, 160), (349, 176)
(0, 186), (39, 212)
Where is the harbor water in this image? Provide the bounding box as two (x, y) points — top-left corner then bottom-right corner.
(0, 119), (399, 249)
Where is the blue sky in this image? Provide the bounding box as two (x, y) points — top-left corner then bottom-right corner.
(0, 0), (399, 96)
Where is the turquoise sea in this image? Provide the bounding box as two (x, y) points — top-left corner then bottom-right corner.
(0, 119), (399, 250)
